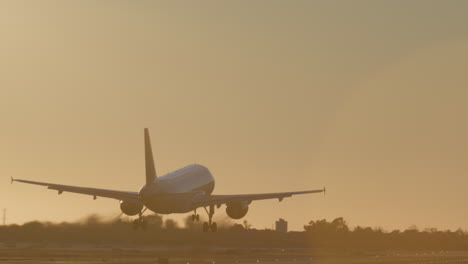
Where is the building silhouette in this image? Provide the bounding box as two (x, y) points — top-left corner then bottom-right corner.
(275, 218), (288, 233)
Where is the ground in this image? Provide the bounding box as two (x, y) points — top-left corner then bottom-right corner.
(2, 243), (468, 264)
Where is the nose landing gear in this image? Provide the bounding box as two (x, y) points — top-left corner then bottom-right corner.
(191, 210), (200, 222)
(202, 205), (217, 232)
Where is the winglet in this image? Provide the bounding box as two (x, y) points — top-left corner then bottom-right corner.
(10, 177), (14, 184)
(144, 128), (157, 185)
(323, 187), (326, 195)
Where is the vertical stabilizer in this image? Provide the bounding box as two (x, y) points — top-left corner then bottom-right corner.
(144, 128), (157, 185)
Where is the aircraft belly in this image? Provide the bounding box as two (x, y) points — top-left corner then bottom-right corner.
(143, 194), (194, 214)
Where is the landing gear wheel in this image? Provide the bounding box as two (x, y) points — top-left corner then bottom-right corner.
(203, 222), (210, 232)
(210, 222), (217, 232)
(192, 214), (200, 222)
(192, 210), (201, 222)
(132, 212), (148, 231)
(132, 207), (148, 231)
(202, 205), (216, 233)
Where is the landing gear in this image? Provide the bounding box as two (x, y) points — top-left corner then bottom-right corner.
(202, 205), (217, 232)
(191, 210), (200, 222)
(132, 218), (147, 230)
(132, 207), (148, 230)
(202, 221), (217, 232)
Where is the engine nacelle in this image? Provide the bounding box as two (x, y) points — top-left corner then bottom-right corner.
(120, 200), (144, 216)
(226, 202), (249, 219)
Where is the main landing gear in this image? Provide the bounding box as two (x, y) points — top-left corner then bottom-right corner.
(202, 205), (217, 232)
(191, 210), (200, 222)
(132, 207), (148, 230)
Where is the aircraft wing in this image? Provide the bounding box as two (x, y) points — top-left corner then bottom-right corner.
(11, 178), (140, 202)
(191, 188), (325, 208)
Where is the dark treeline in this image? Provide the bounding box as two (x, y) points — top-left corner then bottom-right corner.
(1, 215), (468, 250)
(304, 217), (468, 250)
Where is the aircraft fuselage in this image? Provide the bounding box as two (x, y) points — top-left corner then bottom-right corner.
(139, 164), (214, 214)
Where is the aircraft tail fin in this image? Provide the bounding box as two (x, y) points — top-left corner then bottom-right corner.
(144, 128), (157, 185)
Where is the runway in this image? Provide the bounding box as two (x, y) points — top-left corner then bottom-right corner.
(2, 242), (468, 264)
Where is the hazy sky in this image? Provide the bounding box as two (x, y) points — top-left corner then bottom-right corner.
(1, 1), (468, 231)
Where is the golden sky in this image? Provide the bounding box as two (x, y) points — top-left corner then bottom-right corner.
(1, 1), (467, 231)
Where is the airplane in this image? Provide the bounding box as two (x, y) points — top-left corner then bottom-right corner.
(12, 128), (325, 232)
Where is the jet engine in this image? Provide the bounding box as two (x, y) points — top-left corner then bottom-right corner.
(225, 202), (249, 219)
(120, 200), (144, 216)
